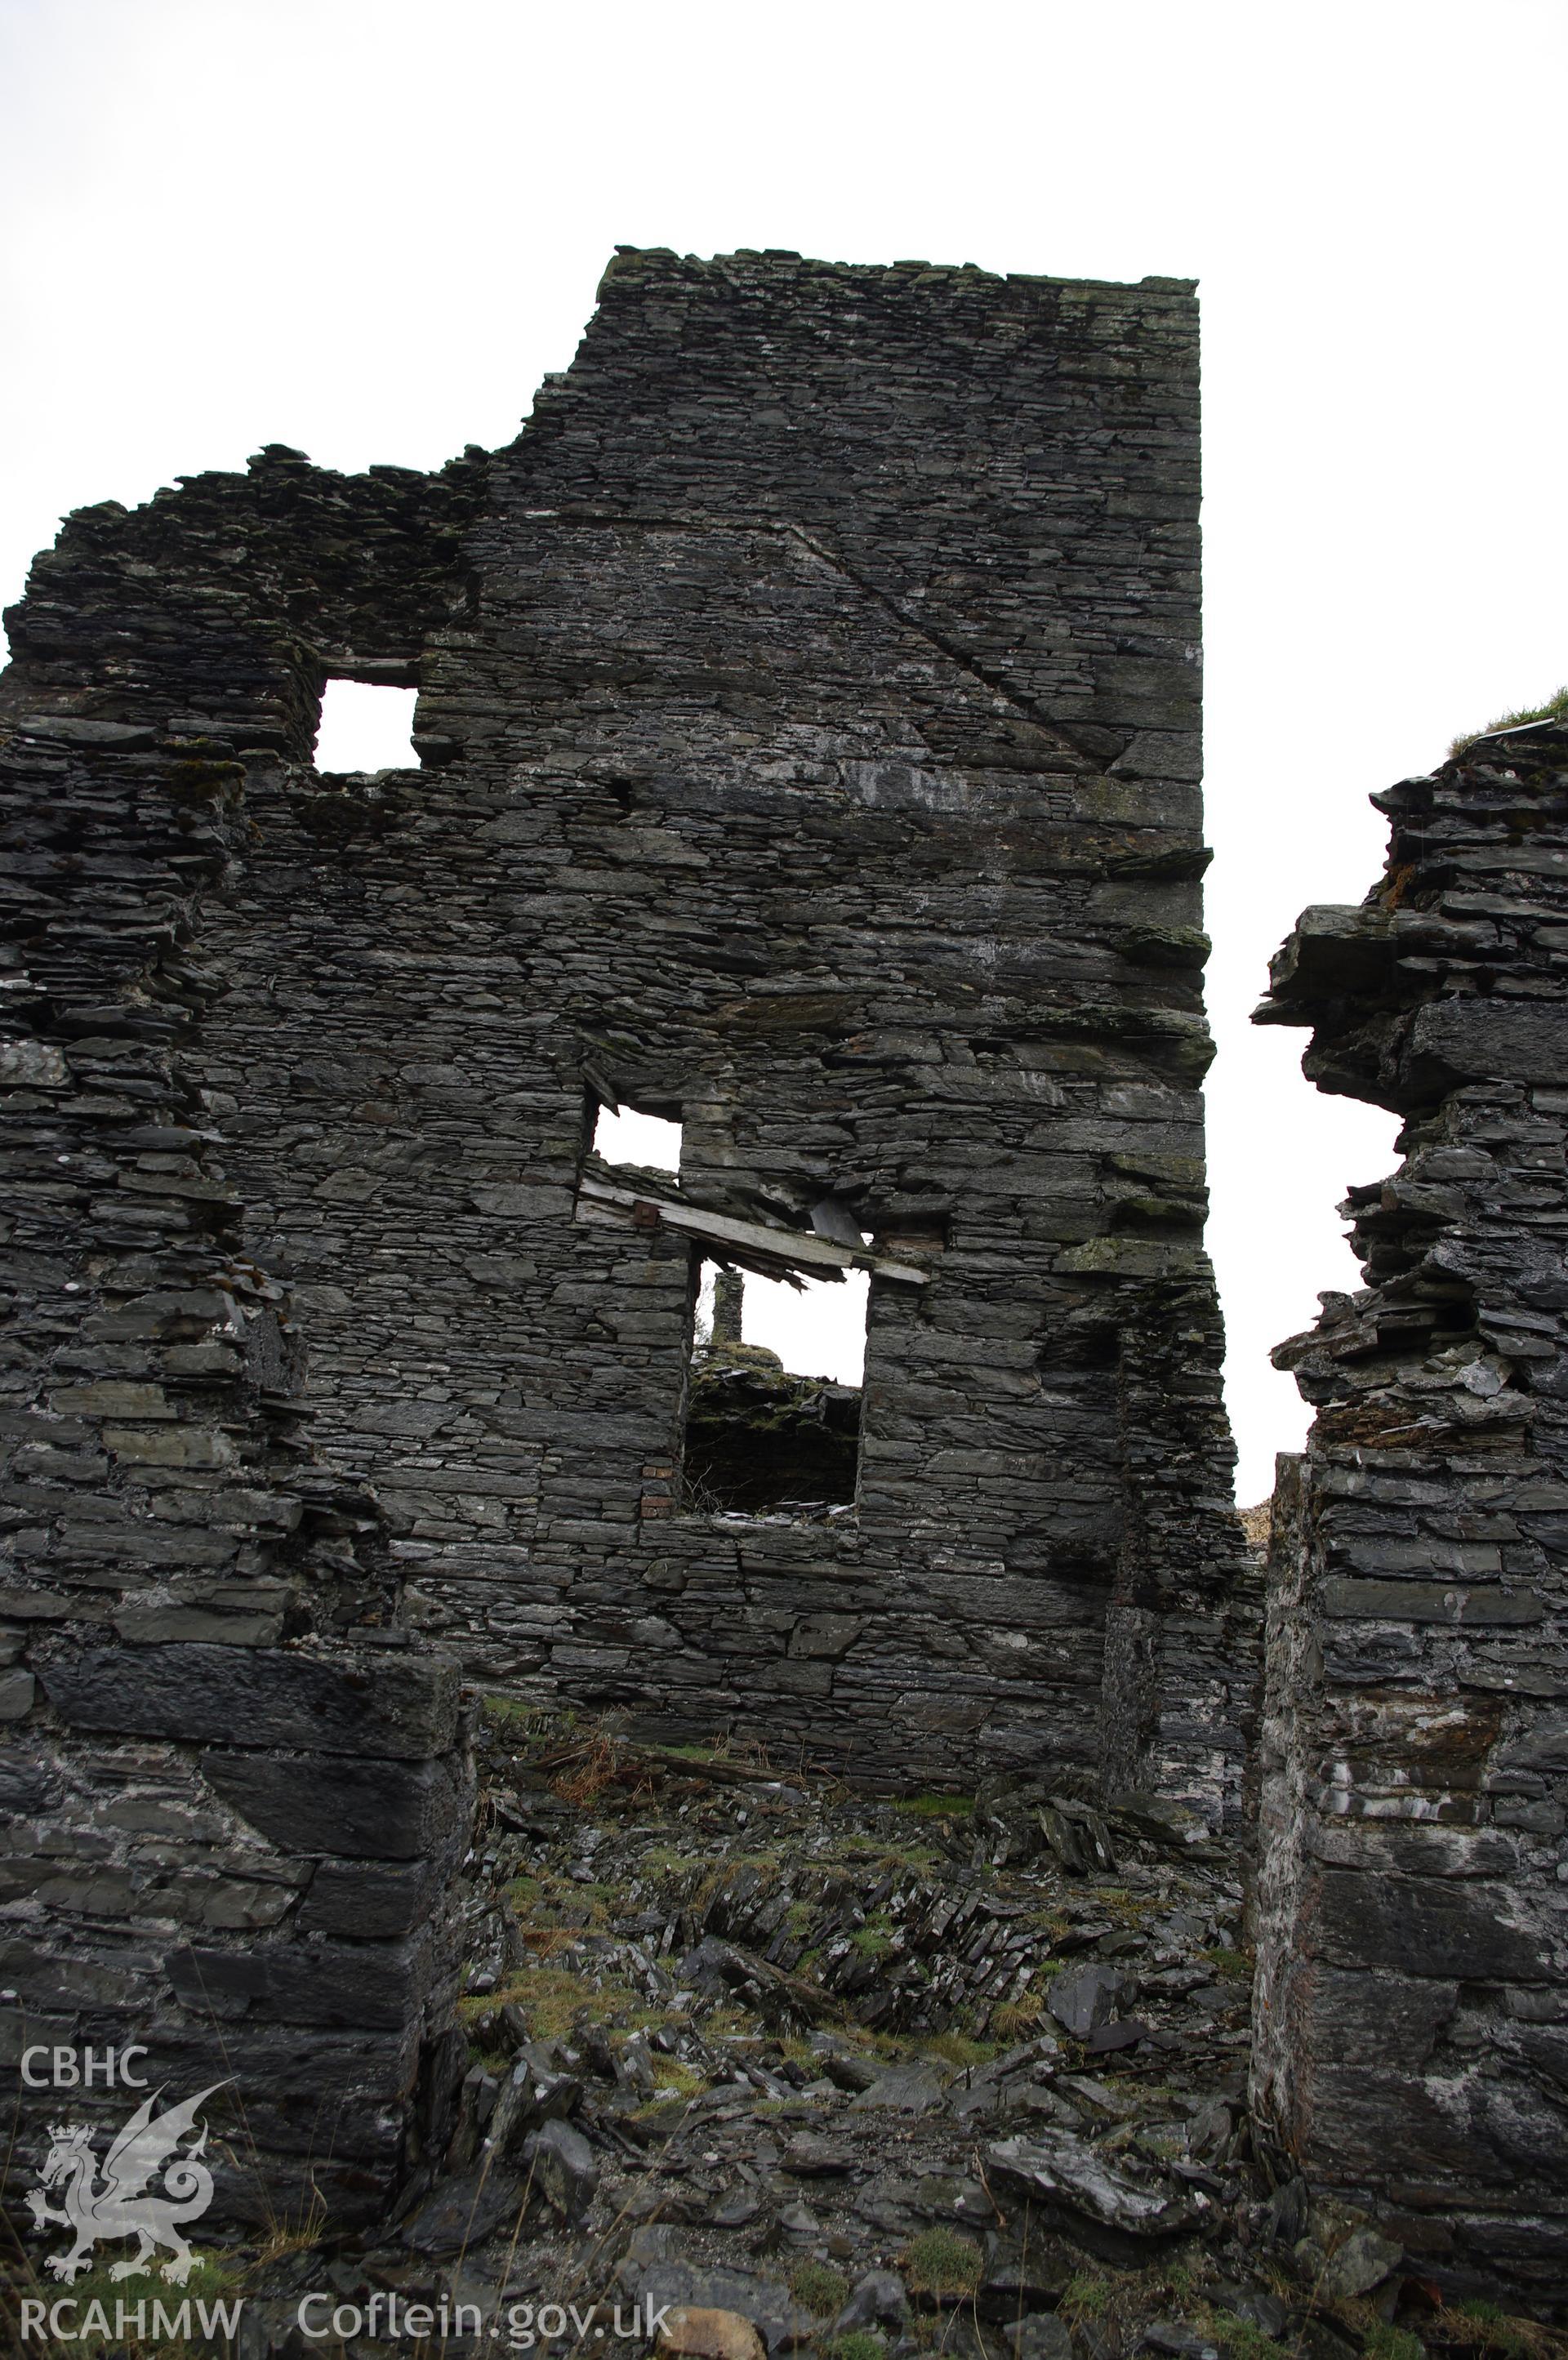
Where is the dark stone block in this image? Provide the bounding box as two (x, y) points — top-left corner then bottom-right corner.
(1322, 1576), (1544, 1626)
(143, 2019), (420, 2109)
(1516, 2025), (1568, 2091)
(200, 1748), (466, 1859)
(402, 2166), (523, 2253)
(164, 1931), (433, 2030)
(1408, 999), (1568, 1089)
(1294, 2051), (1485, 2186)
(1307, 1821), (1521, 1880)
(0, 2008), (80, 2068)
(38, 1641), (459, 1758)
(299, 1859), (438, 1935)
(1492, 1711), (1568, 1774)
(1315, 1868), (1545, 1980)
(0, 1749), (61, 1818)
(1292, 1964), (1459, 2070)
(198, 2126), (407, 2232)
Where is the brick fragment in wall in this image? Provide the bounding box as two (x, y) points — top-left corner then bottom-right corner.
(1254, 719), (1568, 2302)
(0, 247), (1256, 2227)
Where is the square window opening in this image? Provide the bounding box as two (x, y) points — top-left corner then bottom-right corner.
(683, 1261), (867, 1521)
(314, 679), (418, 773)
(592, 1102), (683, 1173)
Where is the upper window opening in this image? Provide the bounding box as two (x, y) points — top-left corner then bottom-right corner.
(593, 1104), (682, 1173)
(314, 680), (417, 773)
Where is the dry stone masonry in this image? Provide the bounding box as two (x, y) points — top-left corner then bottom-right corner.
(0, 447), (485, 2224)
(189, 247), (1254, 1816)
(1253, 719), (1568, 2304)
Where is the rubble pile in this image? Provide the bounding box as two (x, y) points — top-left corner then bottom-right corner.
(461, 1721), (1249, 2054)
(683, 1356), (861, 1520)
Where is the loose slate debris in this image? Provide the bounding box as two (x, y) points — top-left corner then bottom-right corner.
(360, 1720), (1558, 2350)
(211, 1710), (1527, 2355)
(986, 2133), (1209, 2256)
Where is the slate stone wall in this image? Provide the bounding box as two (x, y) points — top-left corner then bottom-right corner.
(191, 249), (1254, 1815)
(0, 452), (484, 2217)
(0, 247), (1254, 2216)
(1253, 721), (1568, 2303)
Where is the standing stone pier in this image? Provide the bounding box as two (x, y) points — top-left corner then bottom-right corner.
(1253, 719), (1568, 2303)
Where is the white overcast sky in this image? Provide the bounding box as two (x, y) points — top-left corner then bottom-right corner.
(3, 1), (1565, 1502)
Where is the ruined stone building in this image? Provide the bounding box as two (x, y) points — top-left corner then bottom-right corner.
(1, 247), (1563, 2295)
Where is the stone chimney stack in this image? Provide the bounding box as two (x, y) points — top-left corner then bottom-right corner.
(711, 1267), (745, 1348)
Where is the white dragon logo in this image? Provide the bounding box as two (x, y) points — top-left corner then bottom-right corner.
(26, 2082), (229, 2285)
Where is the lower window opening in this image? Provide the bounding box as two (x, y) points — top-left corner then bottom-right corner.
(684, 1262), (866, 1521)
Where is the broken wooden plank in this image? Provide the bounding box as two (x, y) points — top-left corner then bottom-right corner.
(575, 1174), (930, 1285)
(576, 1196), (816, 1289)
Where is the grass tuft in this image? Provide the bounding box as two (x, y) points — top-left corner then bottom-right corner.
(1059, 2272), (1113, 2322)
(920, 2030), (996, 2070)
(1361, 2327), (1423, 2360)
(791, 2260), (851, 2316)
(1213, 2316), (1290, 2360)
(1450, 2301), (1544, 2359)
(992, 1997), (1050, 2037)
(1449, 685), (1568, 759)
(901, 2227), (983, 2299)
